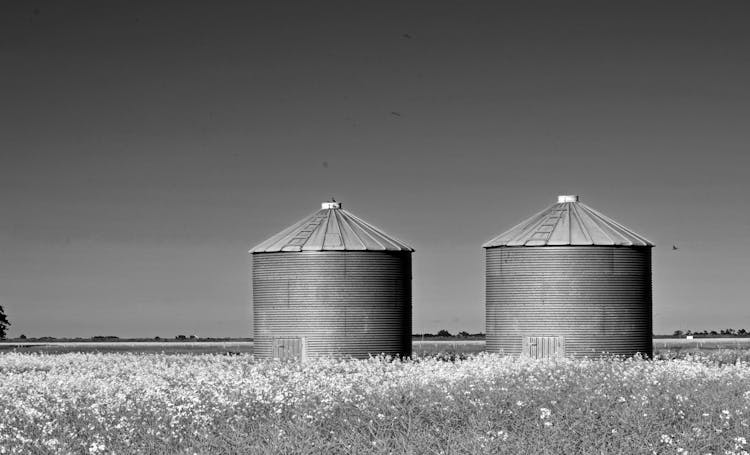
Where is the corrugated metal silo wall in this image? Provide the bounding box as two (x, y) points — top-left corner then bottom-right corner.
(253, 251), (412, 359)
(486, 246), (652, 358)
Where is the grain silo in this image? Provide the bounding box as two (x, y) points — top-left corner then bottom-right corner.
(484, 195), (653, 359)
(251, 201), (413, 360)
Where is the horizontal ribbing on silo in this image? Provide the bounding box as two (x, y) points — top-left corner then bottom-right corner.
(253, 251), (412, 359)
(486, 246), (652, 358)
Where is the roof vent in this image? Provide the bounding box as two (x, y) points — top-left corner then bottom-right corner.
(557, 195), (579, 203)
(321, 201), (342, 209)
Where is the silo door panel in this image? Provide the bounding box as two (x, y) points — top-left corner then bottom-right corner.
(523, 336), (564, 359)
(272, 337), (307, 361)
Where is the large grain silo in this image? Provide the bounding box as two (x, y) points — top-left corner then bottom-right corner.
(484, 195), (653, 359)
(251, 201), (413, 360)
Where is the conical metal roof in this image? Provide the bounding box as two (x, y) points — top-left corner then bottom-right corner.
(483, 195), (653, 248)
(251, 201), (414, 253)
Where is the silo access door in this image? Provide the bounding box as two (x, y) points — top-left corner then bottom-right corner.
(272, 337), (307, 361)
(523, 336), (565, 359)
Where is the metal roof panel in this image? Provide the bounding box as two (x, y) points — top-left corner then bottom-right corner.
(483, 195), (653, 248)
(251, 201), (414, 253)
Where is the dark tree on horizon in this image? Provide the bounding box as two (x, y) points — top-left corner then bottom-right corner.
(0, 305), (9, 339)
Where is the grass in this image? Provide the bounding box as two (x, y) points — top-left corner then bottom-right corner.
(1, 351), (750, 454)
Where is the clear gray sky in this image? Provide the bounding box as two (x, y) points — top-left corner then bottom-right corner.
(1, 1), (748, 338)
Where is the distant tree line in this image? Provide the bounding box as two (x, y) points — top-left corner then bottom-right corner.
(672, 329), (750, 338)
(413, 330), (485, 339)
(4, 335), (251, 342)
(0, 305), (9, 340)
(3, 329), (487, 341)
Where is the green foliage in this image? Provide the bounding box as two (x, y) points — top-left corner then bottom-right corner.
(0, 304), (9, 339)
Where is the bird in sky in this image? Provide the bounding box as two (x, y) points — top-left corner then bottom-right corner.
(672, 245), (679, 250)
(402, 33), (412, 39)
(390, 111), (401, 117)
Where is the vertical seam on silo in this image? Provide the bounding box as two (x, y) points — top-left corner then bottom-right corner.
(584, 204), (653, 246)
(327, 209), (345, 250)
(510, 209), (554, 245)
(344, 211), (390, 250)
(338, 210), (369, 250)
(493, 205), (552, 246)
(544, 206), (565, 242)
(305, 212), (331, 251)
(346, 211), (412, 251)
(569, 204), (593, 244)
(579, 205), (620, 245)
(259, 210), (323, 252)
(321, 210), (333, 250)
(311, 209), (332, 250)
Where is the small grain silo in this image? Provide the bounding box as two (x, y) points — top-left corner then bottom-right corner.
(251, 201), (413, 360)
(484, 195), (653, 359)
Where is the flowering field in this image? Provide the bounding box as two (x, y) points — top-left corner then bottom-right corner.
(1, 352), (750, 454)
